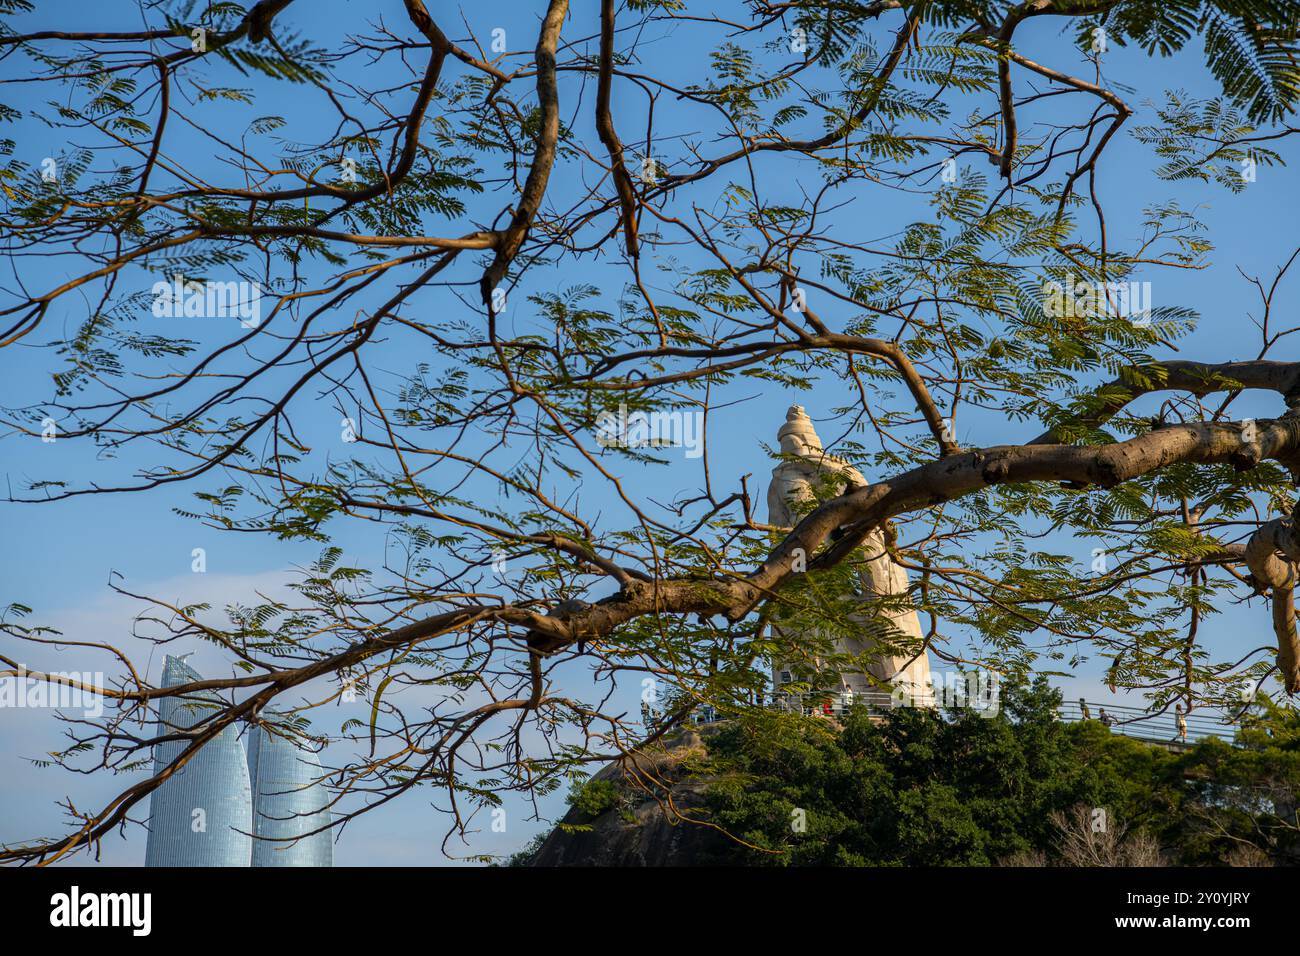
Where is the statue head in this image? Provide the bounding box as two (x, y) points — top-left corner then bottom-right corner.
(776, 405), (824, 457)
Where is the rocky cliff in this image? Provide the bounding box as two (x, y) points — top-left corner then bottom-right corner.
(526, 724), (732, 866)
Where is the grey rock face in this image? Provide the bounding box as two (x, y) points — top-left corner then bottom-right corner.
(528, 728), (728, 866)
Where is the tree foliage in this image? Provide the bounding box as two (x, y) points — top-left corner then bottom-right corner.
(0, 0), (1299, 862)
(701, 680), (1300, 865)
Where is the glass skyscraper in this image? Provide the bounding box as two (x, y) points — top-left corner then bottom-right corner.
(144, 655), (254, 867)
(144, 655), (332, 866)
(246, 720), (333, 867)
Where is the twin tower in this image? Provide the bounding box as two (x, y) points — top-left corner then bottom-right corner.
(144, 655), (332, 866)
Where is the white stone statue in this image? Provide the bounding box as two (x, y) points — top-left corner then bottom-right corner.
(767, 405), (933, 708)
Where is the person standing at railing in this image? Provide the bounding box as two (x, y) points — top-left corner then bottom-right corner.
(1079, 698), (1092, 720)
(1175, 704), (1188, 743)
(1098, 708), (1116, 728)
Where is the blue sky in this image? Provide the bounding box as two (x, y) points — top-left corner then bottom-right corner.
(0, 1), (1297, 865)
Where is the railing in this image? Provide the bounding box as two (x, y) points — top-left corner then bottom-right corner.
(678, 693), (1243, 747)
(1057, 700), (1237, 745)
(686, 690), (908, 725)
